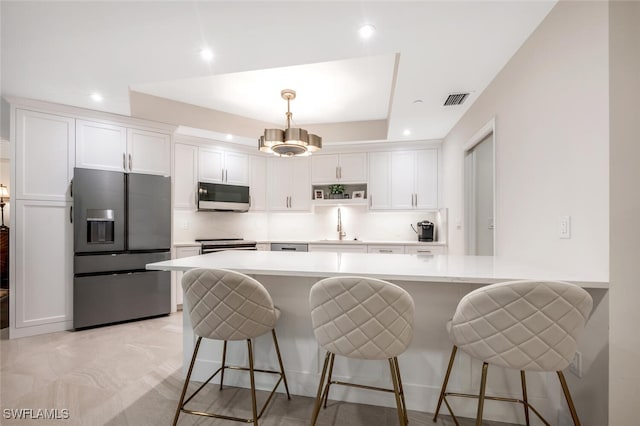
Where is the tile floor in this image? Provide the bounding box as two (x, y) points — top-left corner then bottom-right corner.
(0, 313), (515, 425)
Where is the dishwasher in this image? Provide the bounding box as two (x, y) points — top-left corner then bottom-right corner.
(270, 243), (308, 252)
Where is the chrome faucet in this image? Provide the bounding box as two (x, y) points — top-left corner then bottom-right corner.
(337, 208), (346, 240)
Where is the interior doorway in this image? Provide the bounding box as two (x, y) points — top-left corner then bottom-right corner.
(464, 119), (495, 255)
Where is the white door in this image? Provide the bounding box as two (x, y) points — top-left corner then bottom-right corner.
(465, 132), (494, 255)
(415, 149), (438, 209)
(289, 157), (311, 211)
(311, 154), (339, 183)
(14, 200), (73, 328)
(127, 129), (171, 176)
(76, 120), (127, 172)
(249, 155), (267, 211)
(15, 109), (75, 201)
(224, 151), (249, 185)
(368, 152), (391, 209)
(268, 157), (291, 210)
(390, 151), (415, 209)
(338, 153), (367, 183)
(174, 143), (198, 209)
(198, 148), (225, 183)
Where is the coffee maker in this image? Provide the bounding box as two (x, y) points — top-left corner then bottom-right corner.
(413, 220), (435, 242)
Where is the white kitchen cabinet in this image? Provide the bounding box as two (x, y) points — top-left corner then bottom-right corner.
(268, 157), (311, 211)
(391, 150), (438, 210)
(308, 244), (367, 253)
(367, 245), (405, 254)
(368, 152), (392, 209)
(256, 243), (270, 251)
(14, 200), (73, 331)
(405, 245), (446, 255)
(369, 149), (438, 211)
(249, 155), (267, 211)
(311, 153), (367, 184)
(199, 147), (249, 185)
(15, 109), (75, 201)
(127, 128), (171, 176)
(76, 120), (170, 176)
(174, 143), (198, 210)
(174, 246), (201, 308)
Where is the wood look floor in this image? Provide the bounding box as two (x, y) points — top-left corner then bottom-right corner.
(0, 313), (515, 426)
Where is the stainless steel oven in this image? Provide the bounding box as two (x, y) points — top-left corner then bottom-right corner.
(196, 238), (258, 254)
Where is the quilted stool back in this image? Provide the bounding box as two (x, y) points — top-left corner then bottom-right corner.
(309, 276), (414, 360)
(182, 268), (279, 341)
(449, 280), (593, 372)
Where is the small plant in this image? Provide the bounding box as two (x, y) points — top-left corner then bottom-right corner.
(328, 184), (345, 194)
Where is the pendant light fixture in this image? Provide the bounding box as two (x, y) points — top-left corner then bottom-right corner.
(258, 89), (322, 157)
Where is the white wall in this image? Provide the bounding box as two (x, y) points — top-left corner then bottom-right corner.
(442, 1), (609, 278)
(609, 2), (640, 424)
(441, 2), (609, 424)
(173, 207), (443, 244)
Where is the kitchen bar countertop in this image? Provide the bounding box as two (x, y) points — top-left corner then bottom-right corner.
(148, 250), (608, 288)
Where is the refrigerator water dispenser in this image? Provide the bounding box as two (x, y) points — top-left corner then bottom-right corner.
(86, 209), (115, 244)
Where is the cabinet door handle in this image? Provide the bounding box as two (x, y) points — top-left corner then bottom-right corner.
(225, 169), (228, 182)
(379, 249), (393, 253)
(70, 180), (73, 197)
(335, 167), (338, 179)
(70, 206), (73, 223)
(249, 195), (252, 208)
(339, 166), (342, 179)
(416, 250), (432, 254)
(128, 154), (132, 171)
(123, 153), (127, 171)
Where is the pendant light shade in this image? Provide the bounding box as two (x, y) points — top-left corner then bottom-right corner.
(258, 89), (322, 157)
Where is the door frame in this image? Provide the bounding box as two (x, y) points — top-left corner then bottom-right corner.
(463, 117), (496, 255)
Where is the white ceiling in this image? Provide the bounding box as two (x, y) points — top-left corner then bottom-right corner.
(1, 1), (557, 142)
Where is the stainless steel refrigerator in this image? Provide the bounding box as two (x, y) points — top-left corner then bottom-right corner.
(72, 168), (171, 329)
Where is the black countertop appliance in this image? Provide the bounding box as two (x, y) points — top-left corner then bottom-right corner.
(415, 220), (435, 242)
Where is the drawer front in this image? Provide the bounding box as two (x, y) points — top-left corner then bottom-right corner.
(367, 245), (405, 254)
(405, 246), (445, 255)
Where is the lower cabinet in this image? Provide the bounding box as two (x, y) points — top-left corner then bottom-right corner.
(174, 246), (201, 308)
(308, 244), (367, 253)
(13, 200), (73, 334)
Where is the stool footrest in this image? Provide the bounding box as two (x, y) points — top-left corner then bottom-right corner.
(441, 392), (550, 426)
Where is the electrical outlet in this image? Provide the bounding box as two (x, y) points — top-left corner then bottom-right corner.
(569, 351), (582, 378)
(559, 215), (571, 239)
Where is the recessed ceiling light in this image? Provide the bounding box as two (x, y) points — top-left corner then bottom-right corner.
(90, 92), (103, 102)
(200, 48), (214, 62)
(403, 129), (411, 136)
(359, 24), (376, 39)
(226, 134), (233, 141)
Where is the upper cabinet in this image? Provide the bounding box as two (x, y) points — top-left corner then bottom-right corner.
(268, 157), (311, 211)
(76, 119), (170, 176)
(173, 143), (198, 210)
(369, 149), (438, 210)
(15, 109), (75, 201)
(311, 153), (367, 184)
(249, 155), (267, 211)
(198, 147), (249, 186)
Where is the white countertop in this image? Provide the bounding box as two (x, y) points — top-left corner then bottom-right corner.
(175, 240), (445, 246)
(148, 251), (608, 288)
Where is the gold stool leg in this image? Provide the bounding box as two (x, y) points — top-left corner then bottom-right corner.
(247, 339), (258, 426)
(476, 362), (489, 426)
(389, 358), (406, 426)
(322, 352), (336, 408)
(173, 336), (202, 426)
(393, 357), (409, 425)
(272, 329), (291, 399)
(521, 370), (530, 426)
(557, 371), (581, 426)
(220, 340), (228, 390)
(433, 345), (458, 422)
(310, 351), (331, 426)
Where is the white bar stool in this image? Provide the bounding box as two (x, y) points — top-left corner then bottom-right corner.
(433, 280), (593, 426)
(173, 268), (290, 426)
(309, 276), (415, 426)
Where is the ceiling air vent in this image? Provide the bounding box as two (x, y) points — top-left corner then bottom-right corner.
(444, 93), (469, 106)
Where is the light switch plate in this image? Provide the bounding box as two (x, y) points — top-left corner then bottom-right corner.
(559, 216), (571, 239)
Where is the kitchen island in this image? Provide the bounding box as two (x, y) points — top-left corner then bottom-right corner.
(147, 251), (608, 424)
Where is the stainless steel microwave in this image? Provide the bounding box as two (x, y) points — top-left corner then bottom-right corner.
(197, 182), (250, 212)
